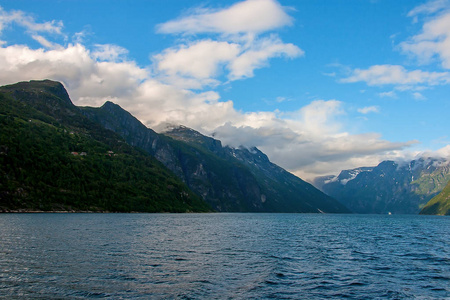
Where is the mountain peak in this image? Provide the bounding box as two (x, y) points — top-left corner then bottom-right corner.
(315, 157), (450, 214)
(0, 79), (73, 109)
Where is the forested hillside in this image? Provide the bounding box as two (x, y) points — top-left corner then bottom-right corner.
(0, 80), (209, 212)
(420, 181), (450, 215)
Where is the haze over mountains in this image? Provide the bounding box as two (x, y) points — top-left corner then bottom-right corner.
(314, 158), (450, 215)
(0, 80), (348, 213)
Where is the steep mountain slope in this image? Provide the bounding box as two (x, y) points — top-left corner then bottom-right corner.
(0, 80), (209, 212)
(165, 126), (350, 213)
(420, 181), (450, 215)
(314, 159), (450, 214)
(83, 101), (349, 213)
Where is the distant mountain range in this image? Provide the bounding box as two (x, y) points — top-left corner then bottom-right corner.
(0, 80), (348, 213)
(314, 158), (450, 214)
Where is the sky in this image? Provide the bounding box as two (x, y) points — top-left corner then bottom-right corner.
(0, 0), (449, 180)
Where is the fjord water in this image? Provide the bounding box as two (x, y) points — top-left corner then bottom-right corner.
(0, 214), (448, 299)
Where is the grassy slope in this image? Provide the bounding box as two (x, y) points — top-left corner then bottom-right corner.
(420, 181), (450, 215)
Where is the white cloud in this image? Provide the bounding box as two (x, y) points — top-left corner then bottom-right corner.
(342, 64), (450, 87)
(213, 120), (416, 181)
(407, 0), (449, 18)
(31, 34), (63, 50)
(153, 36), (302, 88)
(290, 100), (345, 136)
(412, 91), (426, 100)
(0, 44), (147, 102)
(92, 44), (129, 62)
(358, 106), (380, 114)
(434, 144), (450, 157)
(401, 1), (450, 69)
(210, 100), (415, 180)
(152, 0), (303, 89)
(378, 91), (397, 98)
(0, 6), (64, 40)
(227, 35), (303, 80)
(153, 40), (240, 88)
(156, 0), (293, 35)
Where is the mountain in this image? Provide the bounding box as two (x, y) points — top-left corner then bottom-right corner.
(420, 181), (450, 215)
(164, 126), (349, 213)
(1, 79), (348, 213)
(0, 80), (209, 212)
(82, 99), (349, 213)
(314, 159), (450, 214)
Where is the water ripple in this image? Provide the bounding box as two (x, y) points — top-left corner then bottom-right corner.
(0, 213), (448, 299)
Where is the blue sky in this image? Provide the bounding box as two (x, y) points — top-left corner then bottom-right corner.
(0, 0), (449, 180)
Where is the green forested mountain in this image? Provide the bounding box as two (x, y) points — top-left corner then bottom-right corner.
(420, 181), (450, 215)
(0, 80), (209, 212)
(1, 79), (348, 213)
(83, 102), (349, 213)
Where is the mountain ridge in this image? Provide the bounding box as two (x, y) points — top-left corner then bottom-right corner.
(83, 100), (349, 213)
(0, 80), (209, 212)
(1, 79), (348, 213)
(314, 158), (450, 214)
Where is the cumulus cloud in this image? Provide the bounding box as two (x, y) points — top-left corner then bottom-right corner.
(210, 100), (415, 179)
(153, 40), (240, 88)
(341, 1), (450, 96)
(156, 0), (293, 35)
(152, 0), (302, 88)
(227, 35), (303, 80)
(213, 119), (416, 180)
(401, 3), (450, 69)
(342, 64), (450, 87)
(155, 28), (302, 88)
(153, 36), (302, 88)
(0, 44), (147, 103)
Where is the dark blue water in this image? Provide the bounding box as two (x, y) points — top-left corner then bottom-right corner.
(0, 213), (448, 299)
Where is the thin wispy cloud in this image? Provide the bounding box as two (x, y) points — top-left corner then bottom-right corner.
(342, 64), (450, 88)
(378, 91), (397, 98)
(358, 106), (380, 114)
(0, 6), (64, 47)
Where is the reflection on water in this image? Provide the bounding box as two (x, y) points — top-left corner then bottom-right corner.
(0, 213), (449, 299)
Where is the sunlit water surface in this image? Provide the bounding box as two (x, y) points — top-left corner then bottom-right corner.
(0, 213), (449, 299)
